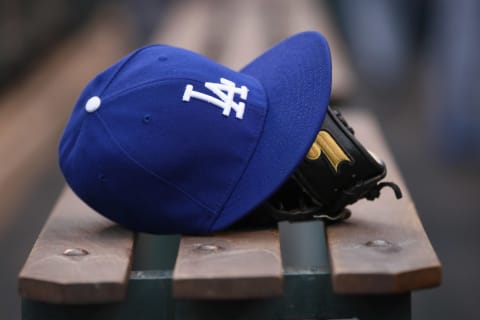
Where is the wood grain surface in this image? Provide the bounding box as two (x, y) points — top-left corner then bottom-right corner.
(281, 0), (355, 101)
(150, 0), (214, 54)
(18, 187), (135, 304)
(173, 229), (283, 299)
(326, 109), (442, 293)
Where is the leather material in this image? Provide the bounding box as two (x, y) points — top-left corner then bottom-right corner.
(293, 107), (388, 214)
(235, 107), (402, 228)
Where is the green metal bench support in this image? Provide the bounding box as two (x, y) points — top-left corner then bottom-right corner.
(22, 233), (411, 320)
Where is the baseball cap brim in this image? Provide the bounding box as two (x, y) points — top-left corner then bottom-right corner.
(209, 31), (332, 231)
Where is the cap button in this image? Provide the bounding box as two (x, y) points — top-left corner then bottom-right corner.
(85, 96), (101, 113)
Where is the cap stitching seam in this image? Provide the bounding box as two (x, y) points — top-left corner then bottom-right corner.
(101, 78), (266, 113)
(100, 45), (161, 96)
(93, 112), (216, 215)
(59, 115), (86, 161)
(207, 79), (269, 232)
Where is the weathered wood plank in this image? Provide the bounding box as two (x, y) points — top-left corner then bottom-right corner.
(279, 0), (355, 101)
(18, 187), (135, 304)
(217, 0), (268, 70)
(326, 109), (442, 293)
(149, 0), (217, 55)
(173, 229), (283, 299)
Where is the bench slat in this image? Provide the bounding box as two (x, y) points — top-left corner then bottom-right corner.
(281, 0), (355, 101)
(150, 0), (214, 54)
(173, 229), (283, 299)
(326, 109), (442, 293)
(216, 0), (268, 70)
(18, 187), (135, 303)
(172, 0), (285, 300)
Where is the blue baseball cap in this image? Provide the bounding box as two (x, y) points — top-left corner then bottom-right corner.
(59, 31), (331, 234)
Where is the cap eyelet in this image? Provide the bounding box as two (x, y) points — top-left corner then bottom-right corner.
(143, 114), (152, 123)
(98, 174), (106, 182)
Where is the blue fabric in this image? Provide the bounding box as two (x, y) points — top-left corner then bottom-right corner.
(59, 31), (331, 234)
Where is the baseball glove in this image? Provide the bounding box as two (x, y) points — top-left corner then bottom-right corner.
(235, 107), (403, 228)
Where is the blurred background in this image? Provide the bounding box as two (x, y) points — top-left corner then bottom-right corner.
(1, 0), (479, 319)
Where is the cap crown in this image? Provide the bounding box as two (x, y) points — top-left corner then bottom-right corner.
(60, 45), (267, 233)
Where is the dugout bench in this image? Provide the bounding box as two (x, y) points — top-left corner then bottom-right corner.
(18, 109), (441, 320)
(16, 1), (441, 319)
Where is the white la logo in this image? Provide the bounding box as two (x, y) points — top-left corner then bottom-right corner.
(182, 78), (249, 119)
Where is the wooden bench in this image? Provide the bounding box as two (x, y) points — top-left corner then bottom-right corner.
(18, 108), (441, 319)
(17, 1), (441, 319)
